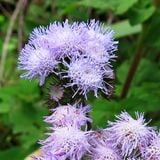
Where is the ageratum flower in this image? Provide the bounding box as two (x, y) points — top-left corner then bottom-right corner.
(142, 133), (160, 160)
(89, 142), (122, 160)
(18, 19), (117, 88)
(45, 104), (91, 128)
(106, 112), (155, 157)
(29, 20), (86, 59)
(82, 20), (118, 63)
(18, 43), (58, 86)
(63, 57), (113, 98)
(38, 126), (90, 160)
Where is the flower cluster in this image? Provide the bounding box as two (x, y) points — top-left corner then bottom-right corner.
(34, 104), (91, 160)
(34, 110), (160, 160)
(18, 20), (118, 98)
(106, 112), (155, 158)
(18, 20), (160, 160)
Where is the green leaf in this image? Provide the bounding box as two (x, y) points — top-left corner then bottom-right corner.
(0, 102), (11, 113)
(111, 20), (142, 38)
(0, 147), (26, 160)
(128, 0), (155, 25)
(113, 0), (138, 15)
(78, 0), (138, 15)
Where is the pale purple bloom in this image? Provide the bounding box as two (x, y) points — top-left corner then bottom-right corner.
(106, 112), (155, 157)
(18, 43), (58, 85)
(62, 57), (113, 98)
(29, 20), (86, 59)
(89, 141), (122, 160)
(82, 20), (118, 63)
(45, 104), (91, 128)
(18, 19), (117, 88)
(142, 133), (160, 160)
(39, 126), (90, 160)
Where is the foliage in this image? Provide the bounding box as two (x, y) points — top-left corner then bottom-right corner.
(0, 0), (160, 159)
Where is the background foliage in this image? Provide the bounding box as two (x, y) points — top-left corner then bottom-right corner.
(0, 0), (160, 159)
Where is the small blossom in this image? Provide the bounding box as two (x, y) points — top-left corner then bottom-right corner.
(29, 20), (86, 59)
(45, 104), (91, 128)
(18, 43), (58, 85)
(89, 142), (122, 160)
(39, 126), (90, 160)
(63, 57), (113, 98)
(82, 19), (118, 63)
(106, 112), (155, 157)
(48, 85), (64, 102)
(142, 133), (160, 160)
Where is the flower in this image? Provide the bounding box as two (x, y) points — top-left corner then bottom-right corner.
(63, 57), (113, 98)
(29, 20), (86, 59)
(48, 85), (64, 102)
(39, 126), (90, 160)
(18, 19), (117, 88)
(18, 43), (58, 86)
(45, 104), (91, 128)
(89, 141), (122, 160)
(82, 20), (118, 63)
(106, 112), (155, 157)
(142, 133), (160, 160)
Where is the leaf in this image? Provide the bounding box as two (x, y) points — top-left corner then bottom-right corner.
(78, 0), (138, 15)
(111, 20), (142, 38)
(0, 147), (26, 160)
(128, 0), (155, 25)
(113, 0), (138, 15)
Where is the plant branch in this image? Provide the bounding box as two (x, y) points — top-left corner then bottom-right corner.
(120, 26), (146, 99)
(0, 0), (24, 86)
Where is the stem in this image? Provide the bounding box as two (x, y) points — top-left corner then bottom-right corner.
(0, 0), (24, 86)
(120, 25), (146, 99)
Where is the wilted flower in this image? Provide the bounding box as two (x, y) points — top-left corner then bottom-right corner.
(45, 104), (91, 128)
(106, 112), (155, 157)
(48, 85), (64, 102)
(39, 126), (90, 160)
(142, 133), (160, 160)
(63, 57), (113, 98)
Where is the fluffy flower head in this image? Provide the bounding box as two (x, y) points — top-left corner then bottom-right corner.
(40, 126), (90, 160)
(89, 142), (121, 160)
(142, 133), (160, 160)
(106, 112), (154, 157)
(63, 57), (113, 98)
(18, 43), (58, 85)
(45, 104), (91, 128)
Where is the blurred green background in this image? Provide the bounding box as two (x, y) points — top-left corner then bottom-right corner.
(0, 0), (160, 159)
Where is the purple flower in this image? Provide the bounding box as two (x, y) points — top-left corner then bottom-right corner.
(106, 112), (155, 157)
(39, 126), (90, 160)
(89, 141), (122, 160)
(18, 19), (117, 88)
(62, 57), (113, 98)
(45, 104), (91, 128)
(142, 133), (160, 160)
(29, 20), (86, 59)
(82, 20), (118, 63)
(18, 43), (58, 86)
